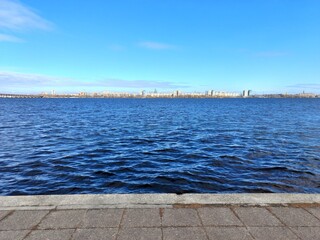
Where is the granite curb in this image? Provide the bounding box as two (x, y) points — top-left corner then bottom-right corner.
(0, 194), (319, 210)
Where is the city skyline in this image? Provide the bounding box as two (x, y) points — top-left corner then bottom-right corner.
(0, 0), (320, 94)
(1, 88), (319, 99)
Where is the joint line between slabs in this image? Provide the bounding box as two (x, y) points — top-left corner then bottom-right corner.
(22, 207), (57, 240)
(159, 208), (164, 240)
(265, 207), (303, 240)
(115, 209), (126, 240)
(68, 208), (89, 240)
(230, 207), (256, 240)
(303, 207), (320, 222)
(195, 208), (210, 240)
(0, 210), (14, 222)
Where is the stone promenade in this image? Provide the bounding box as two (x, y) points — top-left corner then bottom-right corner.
(0, 194), (319, 240)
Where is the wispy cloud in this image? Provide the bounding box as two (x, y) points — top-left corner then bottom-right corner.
(0, 71), (188, 92)
(254, 51), (288, 57)
(0, 0), (51, 31)
(139, 41), (176, 50)
(100, 79), (187, 89)
(0, 71), (72, 87)
(287, 83), (320, 90)
(0, 33), (22, 42)
(0, 0), (52, 43)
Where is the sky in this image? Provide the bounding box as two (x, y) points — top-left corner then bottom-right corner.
(0, 0), (319, 94)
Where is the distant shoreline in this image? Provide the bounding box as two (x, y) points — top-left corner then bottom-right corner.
(0, 93), (320, 99)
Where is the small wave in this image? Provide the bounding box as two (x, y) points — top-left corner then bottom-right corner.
(1, 98), (320, 195)
(93, 170), (115, 177)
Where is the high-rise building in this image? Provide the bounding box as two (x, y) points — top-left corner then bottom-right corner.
(243, 90), (252, 97)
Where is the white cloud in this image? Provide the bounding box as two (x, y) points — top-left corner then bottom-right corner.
(0, 71), (72, 86)
(0, 33), (22, 42)
(139, 41), (176, 50)
(0, 71), (188, 93)
(101, 79), (187, 89)
(0, 0), (51, 31)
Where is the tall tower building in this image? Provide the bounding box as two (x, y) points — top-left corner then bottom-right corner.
(242, 90), (251, 97)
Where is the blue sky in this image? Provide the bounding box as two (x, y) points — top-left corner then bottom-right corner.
(0, 0), (319, 94)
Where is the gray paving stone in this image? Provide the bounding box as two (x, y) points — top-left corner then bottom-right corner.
(24, 229), (74, 240)
(205, 227), (253, 240)
(249, 227), (298, 240)
(81, 209), (123, 228)
(306, 208), (320, 220)
(117, 227), (162, 240)
(122, 208), (161, 228)
(0, 211), (49, 230)
(270, 207), (320, 226)
(38, 210), (86, 229)
(0, 212), (10, 221)
(72, 228), (117, 240)
(198, 207), (243, 226)
(162, 208), (201, 227)
(290, 227), (320, 240)
(0, 230), (29, 240)
(163, 227), (207, 240)
(234, 207), (283, 226)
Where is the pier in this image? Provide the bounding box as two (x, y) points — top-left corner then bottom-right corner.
(0, 194), (319, 239)
(0, 93), (43, 98)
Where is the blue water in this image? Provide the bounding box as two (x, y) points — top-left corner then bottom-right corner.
(0, 98), (319, 195)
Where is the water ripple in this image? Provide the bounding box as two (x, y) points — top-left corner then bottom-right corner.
(0, 98), (320, 195)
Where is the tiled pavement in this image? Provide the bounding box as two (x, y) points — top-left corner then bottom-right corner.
(0, 206), (319, 240)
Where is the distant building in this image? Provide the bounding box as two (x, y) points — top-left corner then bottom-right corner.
(243, 90), (251, 97)
(298, 92), (317, 98)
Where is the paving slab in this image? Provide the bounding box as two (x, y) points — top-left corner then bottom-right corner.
(198, 207), (243, 226)
(0, 230), (29, 240)
(269, 207), (320, 226)
(163, 227), (207, 240)
(162, 208), (201, 227)
(233, 207), (283, 226)
(0, 211), (10, 221)
(24, 229), (74, 240)
(0, 210), (49, 230)
(121, 208), (161, 228)
(117, 227), (162, 240)
(72, 228), (117, 240)
(248, 227), (298, 240)
(205, 227), (253, 240)
(81, 209), (123, 228)
(0, 194), (319, 239)
(290, 227), (320, 240)
(306, 207), (320, 220)
(38, 210), (86, 229)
